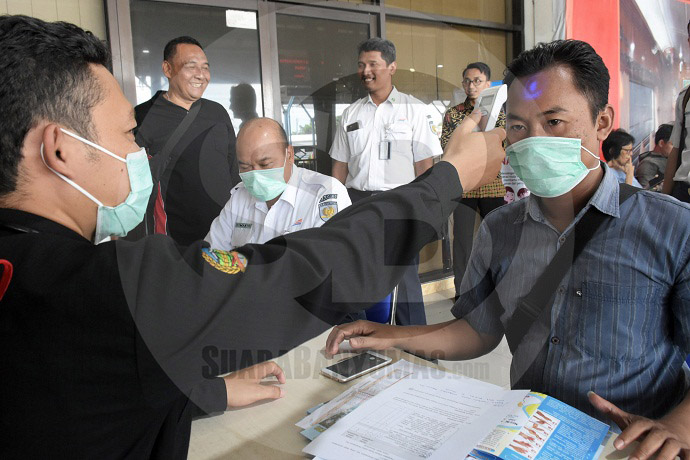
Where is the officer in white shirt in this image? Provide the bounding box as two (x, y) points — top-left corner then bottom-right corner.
(206, 118), (350, 249)
(329, 38), (443, 325)
(330, 39), (442, 195)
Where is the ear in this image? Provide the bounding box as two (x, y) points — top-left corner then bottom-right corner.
(286, 145), (295, 164)
(389, 61), (397, 76)
(40, 124), (81, 179)
(162, 60), (173, 79)
(596, 104), (615, 142)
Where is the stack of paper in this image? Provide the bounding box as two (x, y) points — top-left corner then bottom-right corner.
(297, 360), (444, 441)
(300, 360), (609, 460)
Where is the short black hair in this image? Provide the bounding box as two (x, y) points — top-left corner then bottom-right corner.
(504, 39), (609, 123)
(357, 37), (396, 65)
(655, 123), (673, 145)
(463, 62), (491, 80)
(602, 129), (634, 162)
(163, 36), (203, 63)
(0, 15), (110, 196)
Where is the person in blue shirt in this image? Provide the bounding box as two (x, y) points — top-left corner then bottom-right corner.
(327, 40), (690, 460)
(602, 128), (642, 187)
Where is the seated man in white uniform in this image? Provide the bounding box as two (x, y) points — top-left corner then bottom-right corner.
(206, 117), (350, 248)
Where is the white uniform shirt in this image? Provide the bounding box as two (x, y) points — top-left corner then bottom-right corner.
(669, 87), (690, 184)
(328, 87), (442, 191)
(205, 165), (351, 249)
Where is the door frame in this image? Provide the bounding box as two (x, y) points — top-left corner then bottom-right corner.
(106, 0), (374, 120)
(105, 0), (521, 282)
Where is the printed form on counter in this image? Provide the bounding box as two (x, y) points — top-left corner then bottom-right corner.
(302, 365), (609, 460)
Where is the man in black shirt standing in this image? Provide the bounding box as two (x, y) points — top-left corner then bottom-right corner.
(134, 36), (240, 245)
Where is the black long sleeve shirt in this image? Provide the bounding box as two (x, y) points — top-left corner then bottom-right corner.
(134, 92), (239, 245)
(0, 161), (462, 459)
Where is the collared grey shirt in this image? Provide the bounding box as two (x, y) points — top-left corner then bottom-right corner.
(453, 164), (690, 420)
(635, 152), (667, 188)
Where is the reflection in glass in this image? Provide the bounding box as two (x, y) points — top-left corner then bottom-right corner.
(386, 0), (510, 23)
(619, 0), (688, 154)
(230, 83), (259, 130)
(276, 14), (369, 174)
(130, 1), (263, 133)
(387, 18), (509, 144)
(386, 18), (510, 278)
(628, 82), (655, 149)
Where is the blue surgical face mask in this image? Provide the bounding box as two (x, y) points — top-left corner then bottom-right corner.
(41, 129), (153, 243)
(239, 150), (289, 202)
(506, 136), (600, 198)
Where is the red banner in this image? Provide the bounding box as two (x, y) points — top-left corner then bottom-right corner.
(566, 0), (621, 134)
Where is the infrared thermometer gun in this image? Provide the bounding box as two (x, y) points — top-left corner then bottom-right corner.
(475, 84), (507, 131)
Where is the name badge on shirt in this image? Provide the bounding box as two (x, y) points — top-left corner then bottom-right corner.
(379, 140), (391, 160)
(346, 122), (360, 132)
(235, 222), (252, 229)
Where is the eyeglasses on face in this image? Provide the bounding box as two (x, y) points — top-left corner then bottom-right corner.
(462, 78), (486, 86)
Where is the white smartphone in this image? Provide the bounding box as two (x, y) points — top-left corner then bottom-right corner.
(475, 84), (507, 131)
(320, 351), (393, 383)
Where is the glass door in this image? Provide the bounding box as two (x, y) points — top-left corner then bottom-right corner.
(275, 9), (371, 175)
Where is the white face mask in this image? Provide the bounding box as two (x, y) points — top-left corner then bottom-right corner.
(41, 129), (153, 243)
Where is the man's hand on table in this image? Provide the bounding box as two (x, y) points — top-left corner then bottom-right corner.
(589, 391), (690, 460)
(441, 109), (506, 192)
(223, 361), (286, 408)
(325, 320), (400, 357)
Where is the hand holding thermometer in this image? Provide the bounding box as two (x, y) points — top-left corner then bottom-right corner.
(475, 84), (507, 131)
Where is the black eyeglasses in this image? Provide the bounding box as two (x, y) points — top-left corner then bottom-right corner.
(462, 78), (486, 87)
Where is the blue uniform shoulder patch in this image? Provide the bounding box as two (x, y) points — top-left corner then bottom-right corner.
(319, 201), (338, 222)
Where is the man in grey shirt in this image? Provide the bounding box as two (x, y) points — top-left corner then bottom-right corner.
(327, 40), (690, 460)
(636, 123), (673, 189)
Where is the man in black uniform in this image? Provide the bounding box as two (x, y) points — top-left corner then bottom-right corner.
(134, 36), (240, 245)
(0, 15), (504, 459)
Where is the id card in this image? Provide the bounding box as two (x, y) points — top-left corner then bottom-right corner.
(379, 140), (391, 160)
